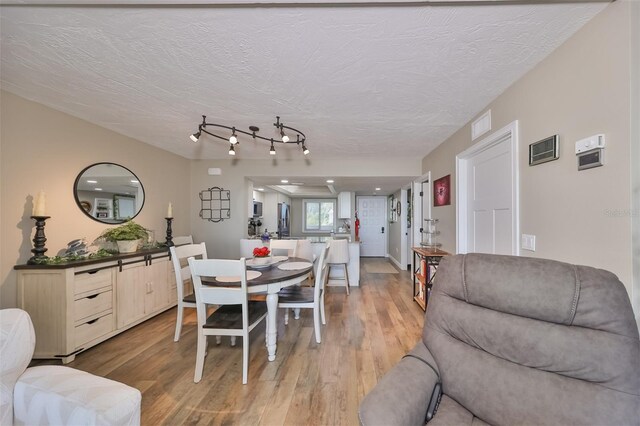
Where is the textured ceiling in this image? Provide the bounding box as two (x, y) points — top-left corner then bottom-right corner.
(0, 2), (607, 160)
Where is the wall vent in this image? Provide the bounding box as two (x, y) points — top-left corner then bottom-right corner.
(529, 135), (559, 166)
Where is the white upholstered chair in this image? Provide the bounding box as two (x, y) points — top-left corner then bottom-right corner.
(269, 239), (298, 257)
(0, 309), (141, 425)
(170, 243), (207, 342)
(278, 245), (330, 343)
(326, 238), (350, 295)
(172, 235), (194, 246)
(188, 258), (268, 384)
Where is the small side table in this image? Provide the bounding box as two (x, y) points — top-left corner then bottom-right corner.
(412, 247), (450, 311)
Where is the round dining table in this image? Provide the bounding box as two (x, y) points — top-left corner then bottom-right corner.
(203, 256), (313, 361)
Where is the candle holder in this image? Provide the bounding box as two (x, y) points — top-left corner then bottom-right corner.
(28, 215), (51, 264)
(165, 217), (174, 247)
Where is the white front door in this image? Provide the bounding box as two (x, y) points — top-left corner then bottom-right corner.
(358, 196), (387, 257)
(457, 121), (519, 255)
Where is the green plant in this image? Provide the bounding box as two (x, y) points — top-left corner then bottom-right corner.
(99, 220), (149, 242)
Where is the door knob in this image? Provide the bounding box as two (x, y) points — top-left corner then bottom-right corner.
(381, 226), (385, 234)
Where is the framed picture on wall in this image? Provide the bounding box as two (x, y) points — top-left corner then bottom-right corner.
(434, 175), (451, 207)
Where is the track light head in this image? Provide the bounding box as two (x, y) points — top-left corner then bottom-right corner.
(229, 144), (236, 156)
(190, 131), (201, 143)
(229, 127), (238, 145)
(270, 140), (276, 156)
(302, 144), (310, 155)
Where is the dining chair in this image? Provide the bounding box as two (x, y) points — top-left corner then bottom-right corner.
(269, 239), (298, 257)
(188, 257), (268, 384)
(172, 235), (194, 246)
(296, 238), (318, 282)
(278, 245), (330, 343)
(170, 243), (207, 342)
(326, 238), (350, 295)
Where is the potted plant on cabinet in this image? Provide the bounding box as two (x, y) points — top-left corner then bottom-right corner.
(99, 220), (149, 253)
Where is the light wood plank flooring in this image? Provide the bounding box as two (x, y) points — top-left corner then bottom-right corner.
(46, 258), (424, 425)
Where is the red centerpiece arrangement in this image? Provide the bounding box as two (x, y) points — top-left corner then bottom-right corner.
(252, 246), (271, 264)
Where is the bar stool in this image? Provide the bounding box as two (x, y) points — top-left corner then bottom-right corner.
(326, 239), (350, 295)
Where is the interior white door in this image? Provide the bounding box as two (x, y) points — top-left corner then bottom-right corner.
(358, 196), (387, 257)
(465, 134), (513, 254)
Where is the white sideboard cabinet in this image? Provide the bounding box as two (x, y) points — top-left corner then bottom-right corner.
(15, 248), (175, 364)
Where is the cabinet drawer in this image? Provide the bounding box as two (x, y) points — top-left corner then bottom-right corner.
(74, 290), (112, 323)
(74, 268), (113, 295)
(75, 313), (114, 348)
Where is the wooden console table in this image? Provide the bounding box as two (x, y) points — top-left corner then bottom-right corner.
(412, 247), (450, 311)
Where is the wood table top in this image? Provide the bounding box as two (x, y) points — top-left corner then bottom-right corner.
(203, 257), (313, 287)
(411, 247), (450, 257)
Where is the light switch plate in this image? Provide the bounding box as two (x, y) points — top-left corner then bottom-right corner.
(521, 234), (536, 251)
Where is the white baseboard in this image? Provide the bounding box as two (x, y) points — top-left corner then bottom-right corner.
(388, 255), (403, 271)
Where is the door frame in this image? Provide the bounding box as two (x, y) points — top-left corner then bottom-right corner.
(410, 172), (431, 272)
(456, 120), (520, 255)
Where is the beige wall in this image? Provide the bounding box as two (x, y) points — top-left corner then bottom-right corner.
(421, 1), (634, 299)
(0, 91), (191, 308)
(388, 190), (402, 265)
(190, 158), (420, 260)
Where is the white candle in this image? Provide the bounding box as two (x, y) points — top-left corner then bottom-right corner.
(33, 191), (46, 216)
(167, 203), (173, 218)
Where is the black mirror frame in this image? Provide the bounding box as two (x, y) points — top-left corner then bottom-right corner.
(73, 162), (145, 224)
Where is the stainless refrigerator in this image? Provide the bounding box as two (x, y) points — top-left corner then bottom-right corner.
(277, 202), (290, 238)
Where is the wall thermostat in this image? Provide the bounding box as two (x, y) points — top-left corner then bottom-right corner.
(575, 134), (605, 154)
(578, 148), (604, 170)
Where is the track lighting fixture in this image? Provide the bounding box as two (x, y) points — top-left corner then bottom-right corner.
(189, 115), (307, 157)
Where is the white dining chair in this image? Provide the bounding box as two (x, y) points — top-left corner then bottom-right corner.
(188, 257), (268, 384)
(326, 238), (350, 295)
(170, 243), (207, 342)
(296, 239), (317, 282)
(278, 245), (330, 343)
(269, 239), (298, 257)
(172, 235), (194, 246)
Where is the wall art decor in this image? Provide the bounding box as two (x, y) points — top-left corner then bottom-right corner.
(433, 175), (451, 207)
(199, 186), (231, 222)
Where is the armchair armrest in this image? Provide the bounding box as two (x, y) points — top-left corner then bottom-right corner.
(359, 343), (440, 426)
(14, 365), (141, 426)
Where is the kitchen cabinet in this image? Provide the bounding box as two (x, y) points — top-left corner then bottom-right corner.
(338, 192), (352, 219)
(15, 248), (174, 363)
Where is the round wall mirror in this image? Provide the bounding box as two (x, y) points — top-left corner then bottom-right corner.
(74, 162), (145, 224)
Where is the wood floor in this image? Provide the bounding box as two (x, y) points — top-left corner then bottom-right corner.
(54, 258), (424, 425)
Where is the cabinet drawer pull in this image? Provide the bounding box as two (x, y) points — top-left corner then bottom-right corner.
(86, 318), (99, 325)
(86, 294), (99, 299)
(87, 270), (99, 275)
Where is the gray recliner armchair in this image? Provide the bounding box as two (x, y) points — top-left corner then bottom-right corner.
(359, 254), (640, 425)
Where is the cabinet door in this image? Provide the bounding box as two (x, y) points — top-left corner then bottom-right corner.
(144, 259), (170, 314)
(116, 264), (146, 328)
(338, 192), (351, 219)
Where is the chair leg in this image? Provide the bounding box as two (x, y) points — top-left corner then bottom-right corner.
(242, 331), (249, 384)
(215, 336), (221, 345)
(284, 309), (289, 325)
(174, 304), (183, 342)
(320, 293), (326, 325)
(230, 336), (237, 346)
(313, 305), (322, 344)
(194, 330), (206, 383)
(343, 263), (350, 295)
(294, 308), (301, 320)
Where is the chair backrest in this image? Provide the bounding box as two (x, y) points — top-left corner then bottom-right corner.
(269, 239), (298, 257)
(240, 239), (265, 258)
(188, 258), (249, 328)
(296, 239), (314, 262)
(0, 309), (36, 425)
(326, 238), (349, 263)
(425, 253), (640, 426)
(169, 243), (207, 300)
(313, 245), (330, 300)
(172, 235), (194, 246)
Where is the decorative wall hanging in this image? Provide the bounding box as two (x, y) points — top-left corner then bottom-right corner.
(199, 186), (231, 222)
(433, 175), (451, 207)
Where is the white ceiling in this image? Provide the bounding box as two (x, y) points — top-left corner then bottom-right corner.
(250, 175), (412, 196)
(0, 1), (608, 162)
